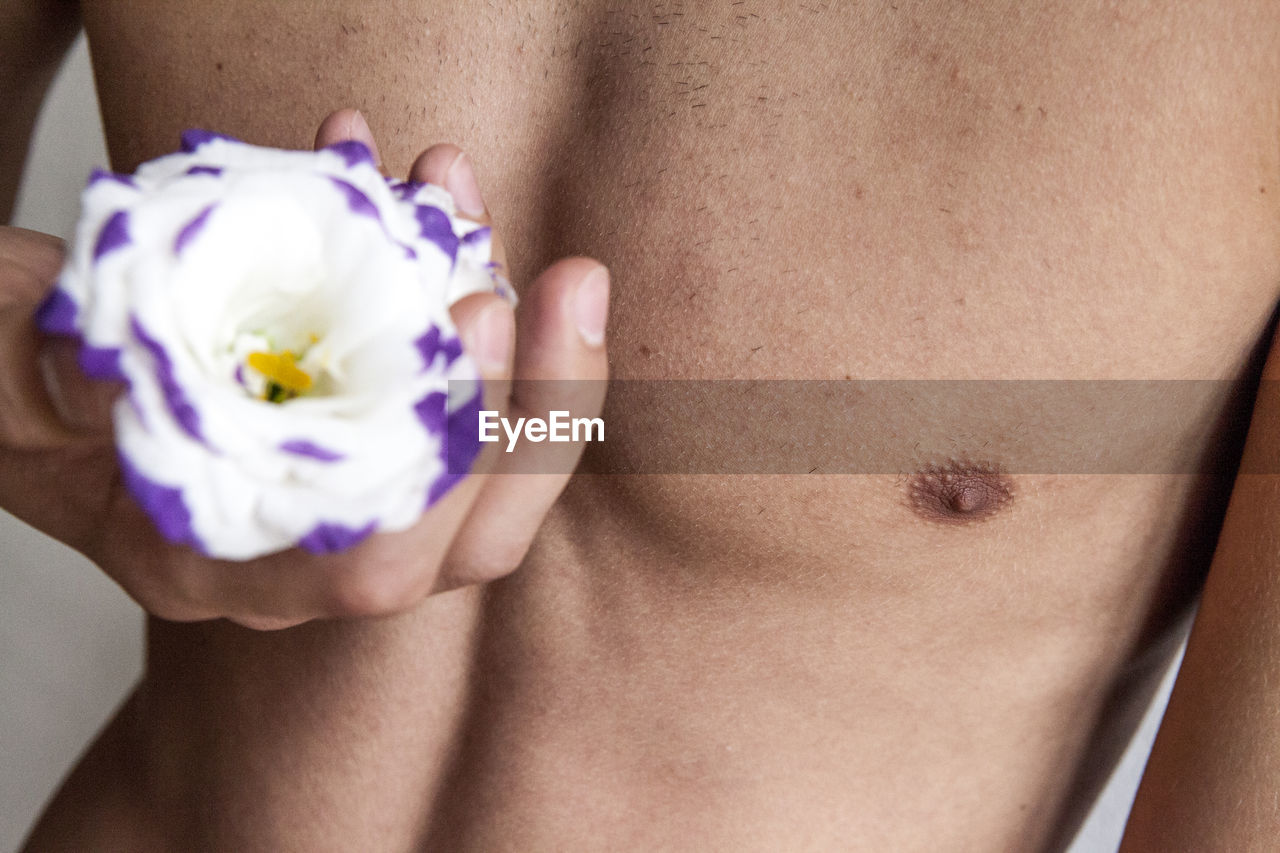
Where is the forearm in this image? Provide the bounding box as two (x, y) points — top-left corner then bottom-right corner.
(0, 0), (81, 222)
(25, 590), (482, 852)
(1120, 385), (1280, 849)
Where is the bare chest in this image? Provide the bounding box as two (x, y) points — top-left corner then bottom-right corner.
(81, 3), (1280, 847)
(84, 1), (1280, 378)
(83, 0), (1280, 708)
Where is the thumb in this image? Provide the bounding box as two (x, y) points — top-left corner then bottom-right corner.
(0, 227), (116, 448)
(38, 334), (121, 435)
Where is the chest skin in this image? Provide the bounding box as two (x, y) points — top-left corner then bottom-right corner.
(80, 1), (1280, 849)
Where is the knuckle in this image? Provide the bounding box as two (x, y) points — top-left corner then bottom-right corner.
(446, 538), (528, 586)
(327, 565), (419, 618)
(0, 406), (53, 450)
(97, 532), (220, 624)
(129, 584), (207, 623)
(119, 555), (212, 623)
(96, 548), (188, 622)
(166, 557), (213, 614)
(0, 257), (55, 307)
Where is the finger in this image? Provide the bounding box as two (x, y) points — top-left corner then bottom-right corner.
(450, 291), (516, 383)
(445, 291), (517, 489)
(0, 227), (103, 448)
(0, 227), (63, 286)
(300, 294), (513, 622)
(439, 259), (609, 589)
(99, 452), (490, 629)
(39, 336), (124, 434)
(304, 294), (512, 618)
(407, 144), (508, 276)
(313, 108), (382, 168)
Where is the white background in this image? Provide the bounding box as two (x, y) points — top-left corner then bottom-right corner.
(0, 36), (1180, 852)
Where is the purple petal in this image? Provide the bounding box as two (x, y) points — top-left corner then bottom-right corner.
(94, 211), (131, 261)
(118, 453), (201, 550)
(427, 371), (486, 504)
(180, 129), (240, 152)
(460, 226), (491, 248)
(79, 345), (125, 382)
(444, 386), (484, 476)
(34, 289), (77, 335)
(414, 391), (447, 435)
(415, 326), (462, 370)
(325, 139), (376, 169)
(389, 180), (422, 201)
(88, 168), (136, 188)
(129, 317), (205, 444)
(426, 386), (483, 506)
(185, 165), (223, 178)
(329, 178), (380, 220)
(174, 204), (217, 255)
(414, 206), (459, 262)
(415, 327), (441, 368)
(494, 280), (517, 303)
(298, 521), (376, 555)
(279, 439), (345, 462)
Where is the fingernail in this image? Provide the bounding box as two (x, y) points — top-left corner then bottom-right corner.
(574, 267), (610, 348)
(472, 302), (513, 372)
(349, 110), (382, 166)
(446, 152), (486, 218)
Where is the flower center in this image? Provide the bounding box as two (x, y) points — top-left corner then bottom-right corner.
(247, 349), (313, 403)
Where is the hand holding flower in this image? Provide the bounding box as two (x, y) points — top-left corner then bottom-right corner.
(0, 110), (610, 630)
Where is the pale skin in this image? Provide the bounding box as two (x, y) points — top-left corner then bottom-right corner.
(4, 1), (1280, 850)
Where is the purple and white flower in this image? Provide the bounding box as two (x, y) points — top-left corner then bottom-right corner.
(37, 130), (507, 560)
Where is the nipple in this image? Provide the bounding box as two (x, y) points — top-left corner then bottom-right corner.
(907, 460), (1014, 526)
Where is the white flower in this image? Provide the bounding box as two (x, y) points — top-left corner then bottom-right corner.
(37, 130), (507, 560)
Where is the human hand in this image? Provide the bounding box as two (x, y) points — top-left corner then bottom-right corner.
(0, 109), (609, 630)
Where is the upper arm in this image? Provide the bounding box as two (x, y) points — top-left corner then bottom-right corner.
(0, 0), (80, 69)
(0, 0), (82, 222)
(1120, 341), (1280, 849)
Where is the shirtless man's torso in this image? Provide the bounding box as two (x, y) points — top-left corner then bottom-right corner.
(16, 1), (1280, 849)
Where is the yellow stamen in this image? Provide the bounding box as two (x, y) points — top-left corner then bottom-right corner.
(247, 350), (313, 401)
